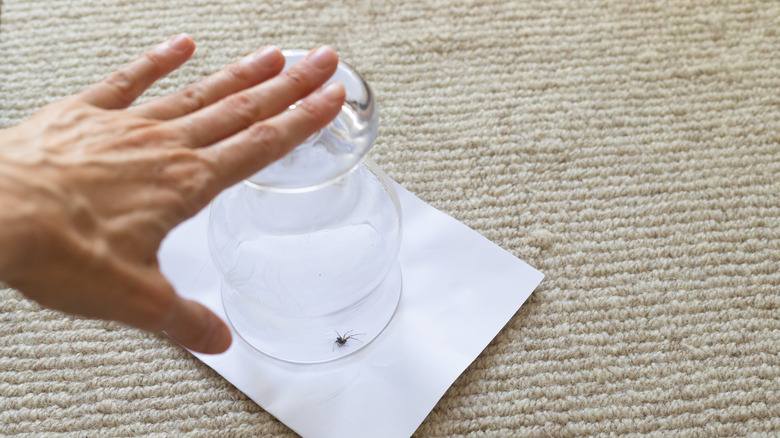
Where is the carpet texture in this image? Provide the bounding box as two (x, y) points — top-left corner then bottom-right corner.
(1, 0), (779, 436)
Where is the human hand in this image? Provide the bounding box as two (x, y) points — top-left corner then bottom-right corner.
(0, 35), (345, 354)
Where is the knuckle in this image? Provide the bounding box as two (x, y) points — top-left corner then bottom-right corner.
(144, 288), (178, 332)
(248, 123), (288, 161)
(249, 122), (282, 146)
(108, 119), (167, 149)
(147, 122), (180, 144)
(295, 98), (325, 123)
(159, 151), (220, 212)
(283, 67), (311, 89)
(178, 84), (210, 113)
(226, 61), (252, 84)
(113, 272), (177, 333)
(224, 93), (259, 126)
(35, 98), (94, 127)
(186, 169), (220, 210)
(142, 51), (167, 75)
(104, 69), (137, 100)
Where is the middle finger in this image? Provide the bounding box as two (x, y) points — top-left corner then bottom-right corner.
(171, 46), (339, 149)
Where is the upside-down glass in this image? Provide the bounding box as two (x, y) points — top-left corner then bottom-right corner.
(207, 51), (402, 363)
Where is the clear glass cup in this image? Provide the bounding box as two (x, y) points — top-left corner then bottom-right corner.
(207, 51), (402, 363)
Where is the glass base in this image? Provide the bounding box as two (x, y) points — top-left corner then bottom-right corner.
(222, 263), (402, 364)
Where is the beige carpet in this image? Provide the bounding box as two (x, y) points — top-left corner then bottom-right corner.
(1, 0), (779, 436)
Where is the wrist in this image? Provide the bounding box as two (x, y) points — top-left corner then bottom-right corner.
(0, 158), (37, 285)
(0, 198), (35, 286)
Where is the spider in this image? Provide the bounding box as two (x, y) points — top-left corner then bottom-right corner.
(333, 330), (365, 350)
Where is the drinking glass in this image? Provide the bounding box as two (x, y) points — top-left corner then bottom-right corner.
(208, 51), (402, 363)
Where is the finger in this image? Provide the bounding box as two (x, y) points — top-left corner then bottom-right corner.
(162, 297), (233, 354)
(115, 267), (231, 354)
(173, 45), (339, 149)
(76, 34), (196, 110)
(200, 81), (346, 189)
(132, 46), (284, 120)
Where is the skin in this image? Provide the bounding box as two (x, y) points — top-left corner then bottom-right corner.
(0, 34), (346, 354)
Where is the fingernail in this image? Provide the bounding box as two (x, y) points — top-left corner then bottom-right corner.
(306, 46), (336, 69)
(241, 46), (280, 67)
(159, 33), (192, 54)
(321, 82), (345, 100)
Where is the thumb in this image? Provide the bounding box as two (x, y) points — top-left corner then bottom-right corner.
(161, 295), (233, 354)
(131, 264), (232, 354)
(133, 264), (232, 354)
(128, 267), (233, 354)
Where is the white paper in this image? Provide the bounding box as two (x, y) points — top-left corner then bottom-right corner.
(159, 184), (544, 438)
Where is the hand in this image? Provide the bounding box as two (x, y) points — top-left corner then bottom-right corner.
(0, 35), (346, 354)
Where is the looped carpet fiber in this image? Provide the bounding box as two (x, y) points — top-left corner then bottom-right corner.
(1, 0), (779, 436)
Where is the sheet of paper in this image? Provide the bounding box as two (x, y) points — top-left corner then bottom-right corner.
(159, 184), (544, 438)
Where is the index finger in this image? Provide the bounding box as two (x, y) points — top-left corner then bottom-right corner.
(76, 34), (196, 110)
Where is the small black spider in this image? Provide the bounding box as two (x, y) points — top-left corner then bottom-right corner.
(333, 330), (365, 350)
